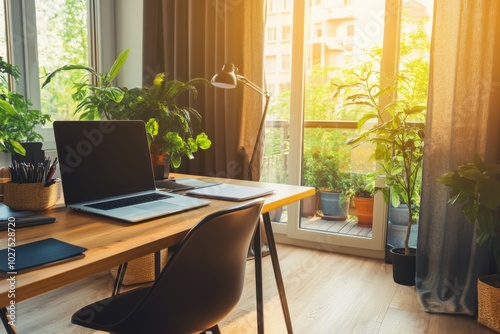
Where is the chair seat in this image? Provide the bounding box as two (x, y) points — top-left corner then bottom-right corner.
(72, 287), (149, 331)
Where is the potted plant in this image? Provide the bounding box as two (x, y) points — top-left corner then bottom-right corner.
(123, 73), (211, 177)
(301, 153), (319, 217)
(312, 148), (352, 220)
(41, 49), (211, 178)
(0, 57), (51, 156)
(437, 154), (500, 332)
(337, 70), (425, 285)
(351, 172), (375, 227)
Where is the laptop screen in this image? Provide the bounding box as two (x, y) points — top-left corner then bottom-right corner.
(53, 120), (156, 205)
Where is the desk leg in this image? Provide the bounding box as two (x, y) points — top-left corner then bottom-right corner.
(1, 307), (17, 334)
(254, 218), (264, 334)
(262, 212), (293, 334)
(112, 262), (128, 296)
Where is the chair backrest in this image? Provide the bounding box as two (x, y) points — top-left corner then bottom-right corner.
(117, 199), (264, 333)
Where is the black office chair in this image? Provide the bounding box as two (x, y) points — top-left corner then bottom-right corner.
(71, 199), (265, 334)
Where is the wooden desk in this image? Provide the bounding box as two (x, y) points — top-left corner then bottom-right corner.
(0, 176), (314, 333)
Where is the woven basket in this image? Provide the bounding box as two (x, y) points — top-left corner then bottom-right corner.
(477, 275), (500, 333)
(111, 249), (168, 286)
(4, 182), (59, 211)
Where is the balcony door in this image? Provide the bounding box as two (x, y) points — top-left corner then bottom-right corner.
(262, 0), (433, 257)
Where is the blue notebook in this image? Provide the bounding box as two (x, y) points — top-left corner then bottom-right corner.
(0, 238), (87, 272)
(0, 203), (56, 231)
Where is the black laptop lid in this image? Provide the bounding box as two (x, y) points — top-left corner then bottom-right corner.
(53, 120), (156, 205)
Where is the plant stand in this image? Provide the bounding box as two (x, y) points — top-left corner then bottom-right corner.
(477, 274), (500, 332)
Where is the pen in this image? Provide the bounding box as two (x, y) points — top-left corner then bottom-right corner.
(45, 158), (58, 186)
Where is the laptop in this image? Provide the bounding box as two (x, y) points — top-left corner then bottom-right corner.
(53, 120), (210, 223)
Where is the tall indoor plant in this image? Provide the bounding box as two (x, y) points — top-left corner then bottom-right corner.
(336, 70), (425, 285)
(337, 70), (425, 253)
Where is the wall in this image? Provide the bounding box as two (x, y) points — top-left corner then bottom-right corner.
(115, 0), (143, 88)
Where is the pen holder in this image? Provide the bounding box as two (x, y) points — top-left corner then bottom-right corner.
(4, 181), (60, 211)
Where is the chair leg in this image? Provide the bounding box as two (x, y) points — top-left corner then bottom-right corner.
(203, 324), (221, 334)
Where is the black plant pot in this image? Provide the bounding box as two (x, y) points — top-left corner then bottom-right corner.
(390, 247), (416, 286)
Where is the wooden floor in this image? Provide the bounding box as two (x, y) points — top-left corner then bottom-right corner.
(3, 244), (496, 334)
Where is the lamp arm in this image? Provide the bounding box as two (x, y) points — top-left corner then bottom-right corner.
(237, 75), (270, 98)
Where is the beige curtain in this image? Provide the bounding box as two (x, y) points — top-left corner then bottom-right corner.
(416, 0), (500, 315)
(142, 0), (266, 180)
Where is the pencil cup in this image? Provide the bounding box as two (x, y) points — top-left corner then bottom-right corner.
(4, 181), (60, 211)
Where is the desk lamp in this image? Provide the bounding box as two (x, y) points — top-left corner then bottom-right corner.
(211, 63), (271, 180)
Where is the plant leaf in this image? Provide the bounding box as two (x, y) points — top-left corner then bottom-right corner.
(107, 49), (130, 81)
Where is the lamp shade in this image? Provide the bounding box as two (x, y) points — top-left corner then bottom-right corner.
(211, 63), (238, 89)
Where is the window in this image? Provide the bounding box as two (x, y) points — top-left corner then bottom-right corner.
(267, 27), (277, 41)
(283, 0), (291, 12)
(36, 0), (89, 121)
(282, 25), (291, 41)
(313, 23), (322, 38)
(346, 24), (355, 36)
(0, 5), (6, 60)
(268, 0), (276, 13)
(281, 54), (291, 71)
(6, 0), (101, 150)
(266, 55), (277, 72)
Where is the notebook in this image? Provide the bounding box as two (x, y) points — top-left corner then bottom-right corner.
(187, 183), (274, 201)
(53, 120), (210, 223)
(0, 238), (86, 272)
(0, 203), (56, 231)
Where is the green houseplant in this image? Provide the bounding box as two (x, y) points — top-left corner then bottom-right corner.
(312, 148), (352, 219)
(437, 154), (500, 332)
(336, 70), (425, 285)
(0, 57), (51, 156)
(437, 154), (500, 282)
(41, 49), (211, 173)
(336, 70), (425, 253)
(301, 153), (319, 217)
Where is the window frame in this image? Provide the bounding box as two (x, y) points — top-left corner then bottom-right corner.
(5, 0), (112, 151)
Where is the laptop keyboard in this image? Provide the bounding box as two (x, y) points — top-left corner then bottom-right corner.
(86, 193), (173, 210)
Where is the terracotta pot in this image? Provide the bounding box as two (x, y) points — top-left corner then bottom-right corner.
(150, 144), (170, 180)
(354, 196), (374, 227)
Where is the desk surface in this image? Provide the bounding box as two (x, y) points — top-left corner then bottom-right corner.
(0, 175), (314, 307)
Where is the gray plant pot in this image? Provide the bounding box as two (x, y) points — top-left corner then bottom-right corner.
(389, 203), (410, 226)
(319, 191), (348, 219)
